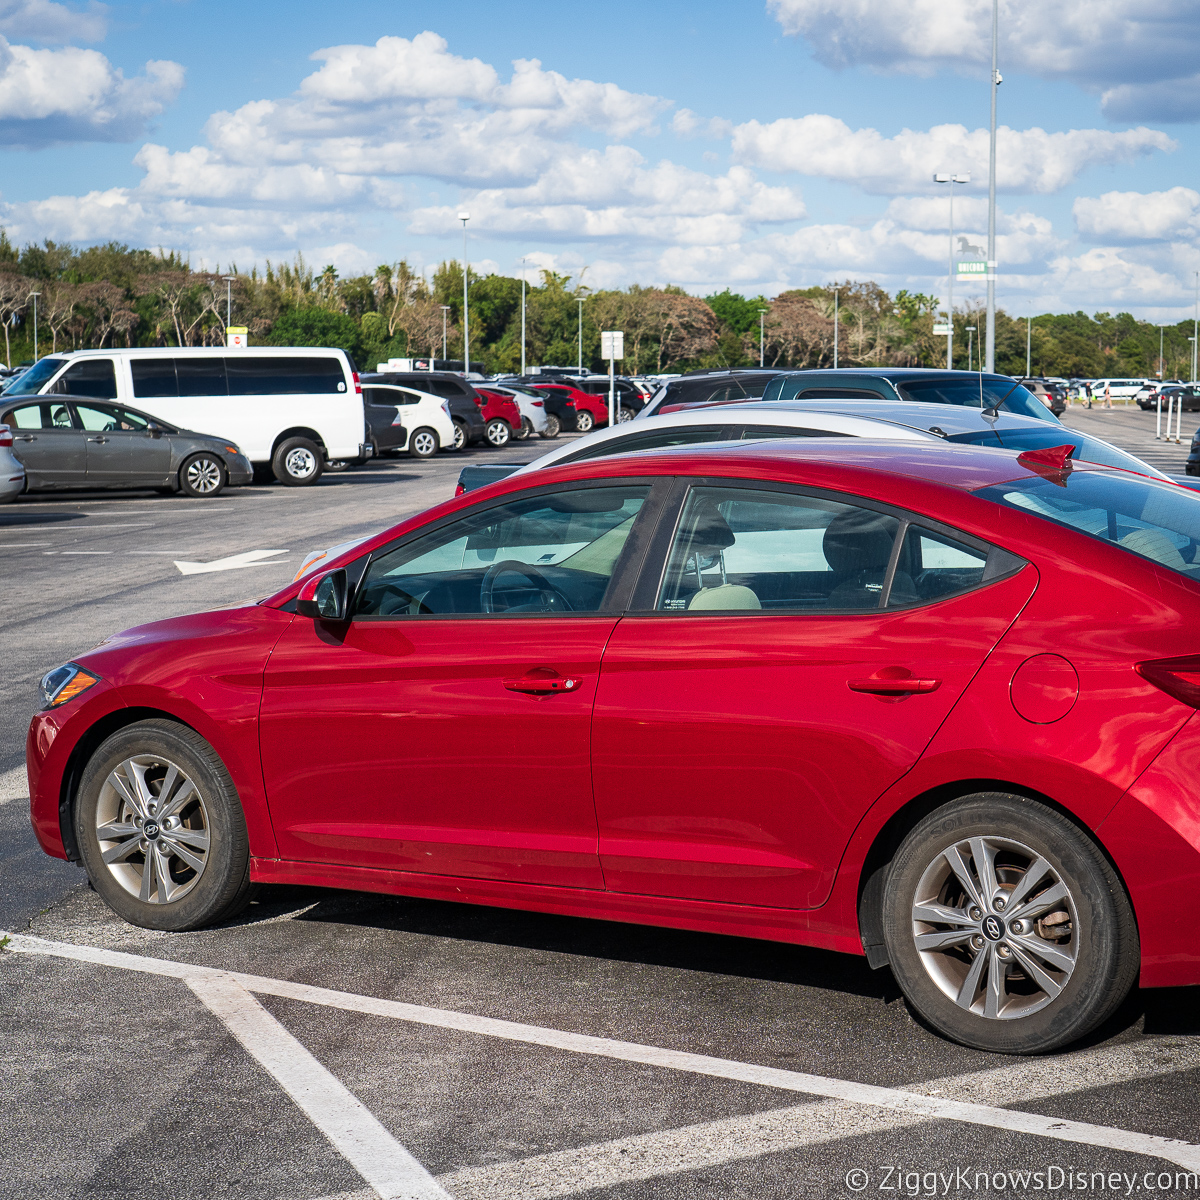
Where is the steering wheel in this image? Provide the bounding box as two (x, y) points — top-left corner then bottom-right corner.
(480, 559), (574, 613)
(377, 584), (433, 616)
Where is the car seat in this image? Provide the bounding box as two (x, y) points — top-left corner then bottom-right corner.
(822, 508), (916, 608)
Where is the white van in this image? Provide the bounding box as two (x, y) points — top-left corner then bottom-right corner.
(1091, 378), (1151, 402)
(3, 347), (367, 485)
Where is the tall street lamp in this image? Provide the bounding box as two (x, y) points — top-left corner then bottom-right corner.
(832, 288), (840, 368)
(985, 0), (1001, 372)
(457, 211), (470, 373)
(27, 290), (39, 361)
(966, 325), (977, 372)
(577, 297), (585, 372)
(1159, 324), (1167, 379)
(520, 257), (527, 376)
(222, 275), (236, 328)
(934, 172), (971, 369)
(440, 306), (450, 361)
(758, 307), (767, 367)
(1193, 271), (1198, 384)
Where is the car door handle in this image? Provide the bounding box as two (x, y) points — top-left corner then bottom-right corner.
(14, 434), (34, 441)
(87, 436), (108, 443)
(503, 674), (583, 694)
(848, 677), (942, 695)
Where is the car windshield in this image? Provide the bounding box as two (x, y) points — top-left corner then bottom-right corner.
(947, 426), (1165, 479)
(2, 356), (65, 395)
(898, 378), (1055, 421)
(976, 471), (1200, 581)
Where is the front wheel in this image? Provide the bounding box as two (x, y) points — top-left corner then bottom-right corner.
(408, 426), (439, 458)
(573, 409), (595, 434)
(882, 793), (1138, 1054)
(178, 453), (226, 498)
(272, 437), (323, 486)
(485, 418), (512, 448)
(75, 720), (254, 931)
(539, 413), (561, 439)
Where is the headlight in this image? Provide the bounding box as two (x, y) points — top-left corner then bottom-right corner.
(40, 663), (100, 710)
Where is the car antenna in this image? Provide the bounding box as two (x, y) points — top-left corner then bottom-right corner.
(982, 378), (1025, 420)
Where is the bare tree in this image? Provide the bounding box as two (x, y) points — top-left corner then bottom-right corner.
(0, 274), (28, 366)
(41, 282), (78, 353)
(763, 296), (834, 367)
(78, 282), (139, 348)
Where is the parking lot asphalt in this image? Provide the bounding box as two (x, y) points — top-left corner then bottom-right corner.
(4, 415), (1200, 1200)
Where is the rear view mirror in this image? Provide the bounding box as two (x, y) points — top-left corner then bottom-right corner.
(297, 568), (348, 620)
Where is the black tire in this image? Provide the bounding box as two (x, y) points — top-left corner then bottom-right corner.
(539, 413), (561, 439)
(408, 426), (439, 459)
(882, 793), (1138, 1054)
(272, 436), (323, 486)
(452, 420), (468, 451)
(574, 409), (595, 434)
(618, 406), (637, 423)
(178, 453), (226, 498)
(515, 416), (533, 441)
(485, 418), (512, 448)
(75, 719), (254, 931)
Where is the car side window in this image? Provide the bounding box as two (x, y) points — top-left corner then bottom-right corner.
(74, 404), (119, 432)
(48, 359), (117, 399)
(2, 403), (44, 429)
(657, 486), (903, 612)
(356, 485), (650, 618)
(395, 389), (421, 405)
(738, 425), (845, 439)
(889, 525), (989, 606)
(558, 426), (732, 466)
(49, 403), (73, 428)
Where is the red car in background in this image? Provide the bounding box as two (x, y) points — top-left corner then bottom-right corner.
(529, 383), (610, 433)
(28, 439), (1200, 1054)
(473, 388), (522, 448)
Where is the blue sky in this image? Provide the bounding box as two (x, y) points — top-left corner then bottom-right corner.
(1, 0), (1197, 318)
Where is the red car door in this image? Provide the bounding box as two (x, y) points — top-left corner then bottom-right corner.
(591, 483), (1036, 909)
(259, 481), (654, 890)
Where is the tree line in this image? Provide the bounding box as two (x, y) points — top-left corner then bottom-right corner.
(0, 232), (1192, 380)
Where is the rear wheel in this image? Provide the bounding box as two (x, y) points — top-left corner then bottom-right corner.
(408, 427), (439, 458)
(618, 406), (637, 423)
(178, 453), (226, 498)
(515, 416), (533, 441)
(452, 420), (467, 451)
(882, 793), (1138, 1054)
(272, 437), (323, 486)
(574, 409), (595, 434)
(75, 720), (254, 931)
(539, 414), (561, 439)
(485, 418), (512, 448)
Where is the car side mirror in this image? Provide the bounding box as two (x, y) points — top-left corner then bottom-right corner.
(297, 568), (349, 620)
(147, 422), (163, 438)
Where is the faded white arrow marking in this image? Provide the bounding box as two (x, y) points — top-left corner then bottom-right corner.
(173, 549), (289, 576)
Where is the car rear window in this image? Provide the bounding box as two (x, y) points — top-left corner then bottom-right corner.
(976, 471), (1200, 580)
(947, 427), (1165, 479)
(898, 379), (1054, 421)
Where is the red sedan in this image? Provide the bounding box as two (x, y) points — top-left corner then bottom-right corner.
(530, 382), (610, 433)
(28, 440), (1200, 1053)
(474, 387), (522, 447)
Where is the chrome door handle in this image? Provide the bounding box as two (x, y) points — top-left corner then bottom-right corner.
(503, 674), (582, 695)
(848, 677), (942, 695)
(87, 436), (108, 443)
(14, 434), (34, 441)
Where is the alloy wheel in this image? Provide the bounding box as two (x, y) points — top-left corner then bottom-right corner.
(94, 755), (210, 904)
(184, 456), (222, 494)
(910, 834), (1078, 1020)
(411, 429), (437, 456)
(285, 447), (317, 479)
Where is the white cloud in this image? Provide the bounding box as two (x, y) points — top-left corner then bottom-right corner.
(767, 0), (1200, 122)
(0, 0), (106, 43)
(731, 115), (1175, 195)
(0, 38), (182, 145)
(1074, 187), (1200, 243)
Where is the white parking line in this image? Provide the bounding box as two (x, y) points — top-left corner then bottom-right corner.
(6, 933), (1200, 1188)
(189, 974), (451, 1200)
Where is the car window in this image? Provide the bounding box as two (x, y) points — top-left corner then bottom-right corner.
(977, 471), (1200, 580)
(946, 427), (1165, 478)
(795, 388), (886, 400)
(225, 356), (345, 395)
(47, 359), (117, 400)
(75, 403), (150, 432)
(2, 402), (44, 428)
(897, 379), (1053, 421)
(557, 426), (733, 466)
(739, 424), (846, 439)
(2, 356), (64, 396)
(355, 485), (650, 617)
(890, 525), (989, 606)
(131, 359), (179, 399)
(175, 358), (229, 397)
(49, 402), (73, 428)
(656, 486), (904, 613)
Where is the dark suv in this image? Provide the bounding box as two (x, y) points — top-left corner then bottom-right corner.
(636, 369), (793, 420)
(572, 376), (649, 420)
(360, 371), (485, 448)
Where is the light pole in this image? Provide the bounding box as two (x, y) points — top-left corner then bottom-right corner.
(934, 172), (971, 368)
(1193, 271), (1198, 383)
(966, 325), (977, 371)
(1190, 336), (1197, 386)
(832, 288), (840, 368)
(985, 0), (1000, 373)
(222, 274), (236, 328)
(520, 258), (527, 376)
(758, 307), (767, 367)
(457, 211), (470, 373)
(1159, 324), (1167, 379)
(440, 306), (450, 361)
(577, 297), (585, 372)
(1026, 311), (1031, 376)
(28, 290), (39, 360)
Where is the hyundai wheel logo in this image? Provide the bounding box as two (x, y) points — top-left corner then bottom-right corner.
(982, 915), (1004, 941)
